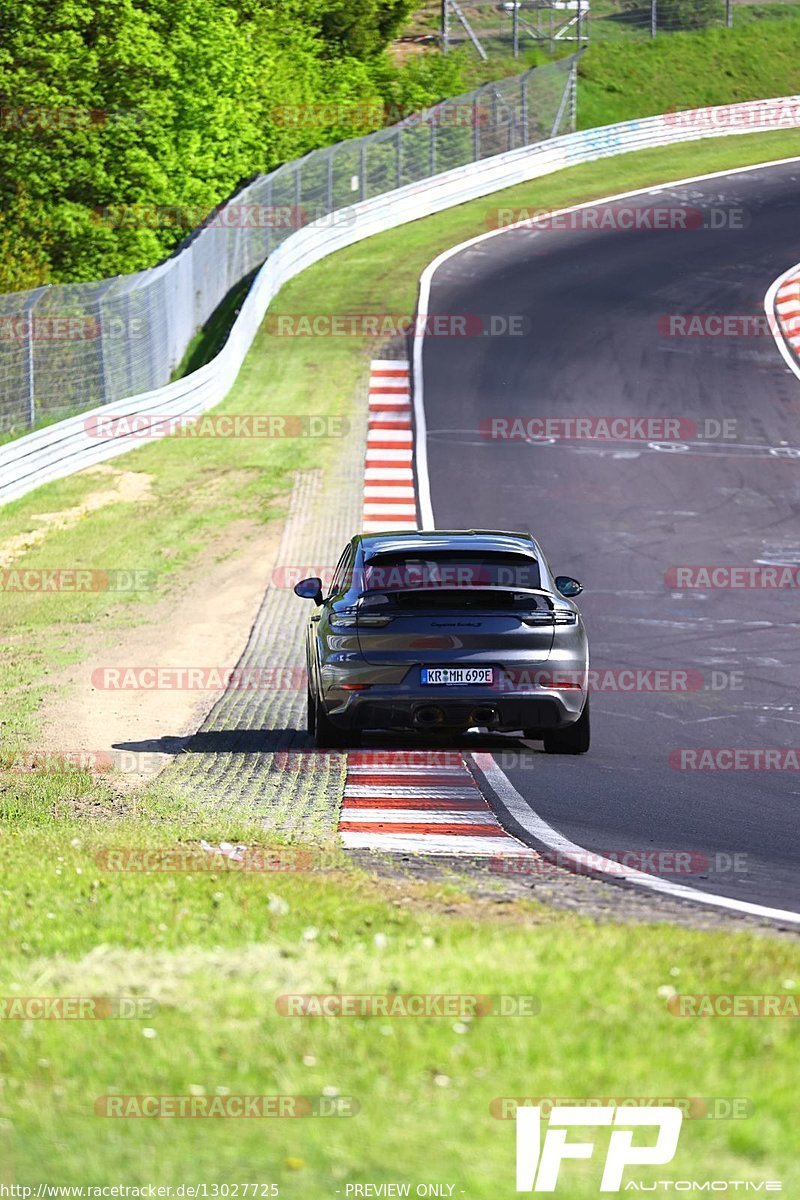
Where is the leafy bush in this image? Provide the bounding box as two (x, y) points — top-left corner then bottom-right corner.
(0, 0), (455, 287)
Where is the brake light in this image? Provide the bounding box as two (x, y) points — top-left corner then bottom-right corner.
(521, 611), (578, 626)
(330, 615), (357, 628)
(330, 613), (393, 630)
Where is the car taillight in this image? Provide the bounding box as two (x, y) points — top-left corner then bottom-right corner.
(521, 611), (577, 626)
(331, 612), (393, 629)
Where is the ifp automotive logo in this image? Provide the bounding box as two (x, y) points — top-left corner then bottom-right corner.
(516, 1104), (682, 1192)
(514, 1105), (783, 1192)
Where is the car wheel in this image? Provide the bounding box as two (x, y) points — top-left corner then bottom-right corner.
(313, 694), (357, 749)
(307, 683), (316, 736)
(541, 697), (591, 755)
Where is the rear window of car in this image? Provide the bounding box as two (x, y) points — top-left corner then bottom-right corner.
(359, 552), (540, 593)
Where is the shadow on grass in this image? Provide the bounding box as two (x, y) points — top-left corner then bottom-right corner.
(172, 269), (258, 379)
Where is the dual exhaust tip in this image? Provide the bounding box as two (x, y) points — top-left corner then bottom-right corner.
(414, 704), (499, 728)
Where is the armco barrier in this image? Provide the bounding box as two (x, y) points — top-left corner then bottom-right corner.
(2, 95), (799, 507)
(0, 61), (573, 432)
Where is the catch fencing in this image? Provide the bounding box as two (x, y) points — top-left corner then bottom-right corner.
(2, 89), (799, 506)
(0, 56), (576, 435)
(434, 0), (800, 56)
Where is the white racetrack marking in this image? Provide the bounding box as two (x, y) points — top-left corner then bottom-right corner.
(412, 159), (800, 925)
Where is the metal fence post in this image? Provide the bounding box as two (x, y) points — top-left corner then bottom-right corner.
(22, 288), (45, 428)
(651, 0), (657, 37)
(513, 1), (520, 56)
(569, 56), (578, 132)
(396, 127), (403, 189)
(550, 61), (572, 138)
(429, 117), (436, 175)
(96, 286), (110, 406)
(726, 0), (732, 25)
(473, 86), (484, 160)
(326, 147), (335, 215)
(360, 141), (367, 201)
(521, 73), (529, 145)
(265, 177), (273, 258)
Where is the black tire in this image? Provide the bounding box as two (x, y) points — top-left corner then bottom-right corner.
(307, 684), (316, 736)
(313, 693), (357, 749)
(541, 697), (591, 755)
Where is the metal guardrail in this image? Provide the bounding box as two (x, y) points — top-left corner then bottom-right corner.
(2, 91), (799, 507)
(0, 57), (575, 435)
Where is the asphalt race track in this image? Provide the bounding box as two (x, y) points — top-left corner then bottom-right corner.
(418, 160), (800, 915)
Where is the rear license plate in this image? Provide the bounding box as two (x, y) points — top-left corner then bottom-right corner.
(421, 667), (493, 686)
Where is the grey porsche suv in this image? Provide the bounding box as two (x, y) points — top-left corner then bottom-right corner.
(294, 529), (590, 753)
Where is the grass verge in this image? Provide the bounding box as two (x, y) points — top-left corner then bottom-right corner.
(5, 126), (800, 753)
(578, 11), (800, 128)
(1, 783), (799, 1189)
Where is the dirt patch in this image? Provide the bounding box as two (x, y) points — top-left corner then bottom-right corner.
(36, 516), (284, 789)
(0, 466), (154, 569)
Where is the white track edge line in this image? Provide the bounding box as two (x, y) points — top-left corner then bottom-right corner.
(414, 154), (800, 532)
(472, 752), (800, 925)
(413, 159), (800, 924)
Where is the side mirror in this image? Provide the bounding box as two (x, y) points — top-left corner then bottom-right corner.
(294, 577), (323, 604)
(555, 575), (583, 598)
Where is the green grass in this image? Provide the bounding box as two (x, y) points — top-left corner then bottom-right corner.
(4, 126), (800, 1186)
(4, 126), (800, 754)
(578, 9), (800, 126)
(1, 778), (800, 1189)
(173, 272), (258, 378)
